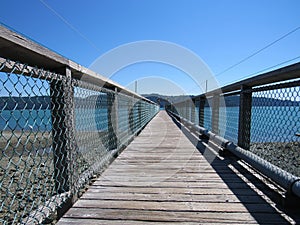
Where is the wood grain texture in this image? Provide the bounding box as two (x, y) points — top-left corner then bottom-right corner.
(57, 111), (291, 224)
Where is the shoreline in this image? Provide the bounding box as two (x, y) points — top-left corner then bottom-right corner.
(250, 142), (300, 177)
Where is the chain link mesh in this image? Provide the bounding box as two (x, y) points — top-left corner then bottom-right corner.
(0, 60), (57, 224)
(219, 95), (240, 143)
(250, 81), (300, 177)
(203, 98), (212, 131)
(167, 79), (300, 178)
(0, 58), (158, 224)
(168, 100), (199, 127)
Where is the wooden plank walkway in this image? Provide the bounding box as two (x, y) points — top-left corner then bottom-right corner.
(57, 111), (293, 224)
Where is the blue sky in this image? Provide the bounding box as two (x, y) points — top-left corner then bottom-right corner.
(1, 0), (300, 95)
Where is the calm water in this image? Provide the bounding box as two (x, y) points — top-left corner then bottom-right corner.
(250, 106), (300, 143)
(1, 106), (299, 143)
(193, 106), (299, 143)
(0, 109), (108, 131)
(0, 109), (52, 131)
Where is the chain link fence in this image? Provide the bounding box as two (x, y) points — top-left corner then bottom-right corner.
(203, 98), (212, 132)
(167, 78), (300, 178)
(219, 94), (240, 143)
(250, 81), (300, 177)
(0, 58), (159, 224)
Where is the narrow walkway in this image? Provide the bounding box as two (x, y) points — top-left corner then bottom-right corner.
(57, 111), (291, 224)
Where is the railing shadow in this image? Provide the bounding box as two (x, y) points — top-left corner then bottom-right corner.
(169, 113), (300, 224)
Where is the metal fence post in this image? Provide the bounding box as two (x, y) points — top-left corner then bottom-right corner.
(238, 85), (252, 150)
(50, 67), (76, 217)
(212, 94), (220, 134)
(199, 96), (205, 127)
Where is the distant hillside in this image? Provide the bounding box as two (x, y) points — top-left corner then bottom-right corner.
(0, 94), (298, 110)
(142, 94), (195, 108)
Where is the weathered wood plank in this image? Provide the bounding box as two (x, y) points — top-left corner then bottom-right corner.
(60, 208), (287, 224)
(94, 178), (261, 185)
(86, 182), (265, 191)
(57, 218), (206, 225)
(80, 192), (265, 204)
(57, 111), (291, 224)
(87, 186), (266, 196)
(72, 199), (277, 213)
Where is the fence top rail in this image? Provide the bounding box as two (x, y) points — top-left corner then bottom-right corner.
(193, 62), (300, 100)
(0, 25), (155, 104)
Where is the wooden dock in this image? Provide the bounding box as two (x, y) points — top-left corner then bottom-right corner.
(57, 111), (294, 224)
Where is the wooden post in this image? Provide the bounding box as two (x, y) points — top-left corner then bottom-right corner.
(199, 96), (205, 127)
(114, 88), (119, 148)
(130, 97), (139, 134)
(184, 101), (188, 119)
(128, 98), (133, 135)
(238, 85), (252, 150)
(212, 94), (220, 134)
(51, 67), (75, 194)
(191, 99), (195, 123)
(178, 103), (182, 117)
(138, 100), (142, 130)
(51, 67), (76, 218)
(188, 100), (192, 121)
(107, 88), (118, 150)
